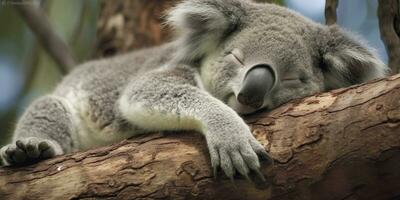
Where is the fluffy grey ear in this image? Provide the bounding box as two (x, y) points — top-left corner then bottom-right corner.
(167, 0), (248, 64)
(319, 26), (389, 89)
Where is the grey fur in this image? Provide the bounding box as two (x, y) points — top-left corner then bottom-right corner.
(1, 0), (388, 180)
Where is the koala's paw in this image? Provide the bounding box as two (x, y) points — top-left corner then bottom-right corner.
(206, 128), (272, 182)
(0, 137), (63, 166)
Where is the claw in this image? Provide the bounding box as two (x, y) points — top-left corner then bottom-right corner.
(255, 169), (266, 182)
(213, 166), (218, 180)
(243, 173), (252, 183)
(266, 157), (274, 165)
(228, 175), (235, 185)
(228, 176), (239, 189)
(224, 169), (235, 181)
(261, 156), (274, 166)
(260, 151), (274, 165)
(259, 151), (269, 160)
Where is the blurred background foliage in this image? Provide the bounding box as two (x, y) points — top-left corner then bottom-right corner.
(0, 0), (387, 146)
(0, 0), (100, 145)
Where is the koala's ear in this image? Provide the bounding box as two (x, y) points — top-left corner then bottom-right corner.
(319, 26), (389, 89)
(167, 0), (249, 64)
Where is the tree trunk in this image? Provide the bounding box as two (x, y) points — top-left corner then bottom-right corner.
(1, 1), (399, 200)
(95, 0), (178, 58)
(378, 0), (400, 74)
(1, 73), (399, 200)
(325, 0), (338, 25)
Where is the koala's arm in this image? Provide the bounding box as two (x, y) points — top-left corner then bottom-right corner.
(0, 96), (71, 166)
(118, 65), (269, 179)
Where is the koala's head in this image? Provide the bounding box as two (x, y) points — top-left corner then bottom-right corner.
(168, 0), (389, 114)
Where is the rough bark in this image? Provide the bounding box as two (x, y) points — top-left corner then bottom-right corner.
(1, 74), (400, 200)
(95, 0), (178, 58)
(325, 0), (338, 25)
(378, 0), (400, 74)
(1, 1), (399, 200)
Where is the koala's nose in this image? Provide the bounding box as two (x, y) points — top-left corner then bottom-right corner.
(237, 64), (276, 108)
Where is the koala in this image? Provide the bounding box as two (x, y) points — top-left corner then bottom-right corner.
(0, 0), (388, 181)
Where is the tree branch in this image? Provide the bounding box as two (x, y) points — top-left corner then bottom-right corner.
(1, 75), (399, 200)
(14, 4), (76, 74)
(325, 0), (339, 25)
(378, 0), (400, 74)
(2, 1), (399, 199)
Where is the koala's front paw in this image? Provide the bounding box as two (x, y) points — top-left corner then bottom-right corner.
(206, 126), (272, 181)
(0, 137), (63, 166)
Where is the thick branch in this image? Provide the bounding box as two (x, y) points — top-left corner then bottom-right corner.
(1, 74), (399, 200)
(378, 0), (400, 74)
(325, 0), (339, 25)
(14, 4), (76, 74)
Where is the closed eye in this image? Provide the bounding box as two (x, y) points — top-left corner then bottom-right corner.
(231, 53), (244, 66)
(282, 78), (299, 81)
(282, 78), (302, 85)
(230, 49), (245, 66)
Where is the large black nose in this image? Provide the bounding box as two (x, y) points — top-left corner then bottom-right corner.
(237, 64), (275, 108)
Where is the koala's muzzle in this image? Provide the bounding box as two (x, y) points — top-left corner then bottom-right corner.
(237, 64), (275, 108)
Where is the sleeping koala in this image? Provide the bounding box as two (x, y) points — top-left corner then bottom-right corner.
(1, 0), (388, 180)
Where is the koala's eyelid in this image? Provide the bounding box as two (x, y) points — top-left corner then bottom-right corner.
(231, 49), (245, 66)
(282, 77), (299, 81)
(281, 79), (302, 86)
(232, 54), (245, 66)
(283, 78), (299, 81)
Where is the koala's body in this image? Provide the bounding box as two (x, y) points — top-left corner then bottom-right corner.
(1, 0), (388, 179)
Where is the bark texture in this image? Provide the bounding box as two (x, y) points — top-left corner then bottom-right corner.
(1, 1), (399, 200)
(378, 0), (400, 74)
(95, 0), (178, 57)
(1, 74), (400, 200)
(325, 0), (339, 25)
